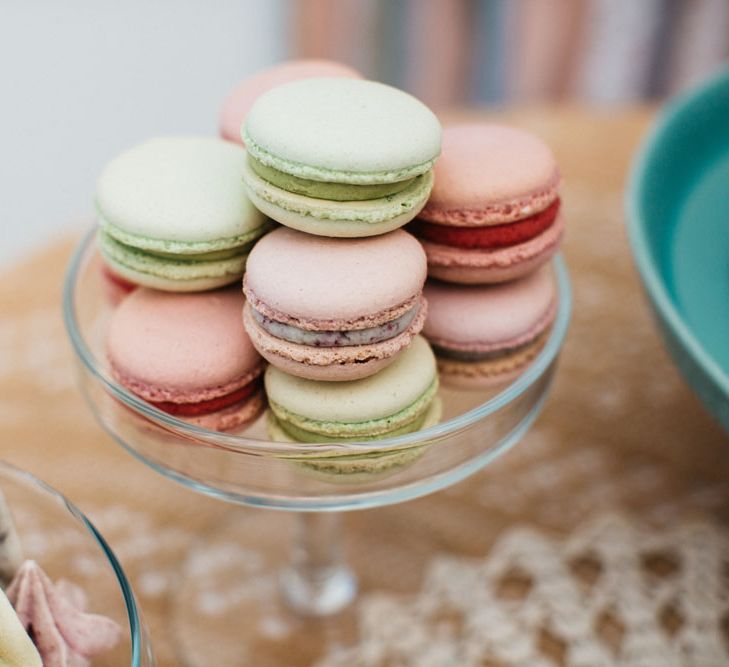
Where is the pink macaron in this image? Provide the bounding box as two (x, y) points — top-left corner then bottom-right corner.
(108, 287), (265, 431)
(411, 123), (563, 284)
(219, 59), (362, 144)
(243, 226), (427, 381)
(423, 266), (557, 388)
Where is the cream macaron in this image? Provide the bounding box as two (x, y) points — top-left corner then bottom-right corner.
(97, 137), (270, 292)
(242, 78), (441, 237)
(266, 335), (441, 480)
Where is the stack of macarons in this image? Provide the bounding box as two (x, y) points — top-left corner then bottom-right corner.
(234, 73), (444, 458)
(97, 135), (271, 430)
(99, 60), (444, 456)
(411, 123), (564, 388)
(97, 137), (270, 292)
(98, 59), (562, 462)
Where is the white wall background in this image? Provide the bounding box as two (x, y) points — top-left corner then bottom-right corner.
(0, 0), (284, 266)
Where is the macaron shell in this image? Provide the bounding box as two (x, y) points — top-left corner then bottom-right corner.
(264, 335), (437, 423)
(244, 227), (427, 323)
(243, 160), (433, 237)
(108, 287), (262, 401)
(220, 59), (362, 144)
(255, 347), (394, 382)
(419, 123), (560, 226)
(422, 214), (564, 284)
(268, 398), (442, 447)
(424, 265), (556, 352)
(244, 78), (441, 183)
(243, 298), (427, 381)
(245, 188), (426, 238)
(267, 398), (442, 483)
(101, 257), (241, 292)
(98, 231), (249, 292)
(96, 137), (266, 244)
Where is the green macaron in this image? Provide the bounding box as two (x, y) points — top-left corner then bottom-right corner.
(242, 78), (441, 238)
(97, 137), (271, 291)
(266, 335), (441, 479)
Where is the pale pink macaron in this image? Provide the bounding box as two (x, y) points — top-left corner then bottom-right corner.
(219, 59), (362, 144)
(243, 226), (427, 381)
(423, 266), (557, 388)
(108, 287), (265, 431)
(411, 123), (563, 284)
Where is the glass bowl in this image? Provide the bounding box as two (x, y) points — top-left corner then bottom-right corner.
(63, 228), (571, 666)
(0, 461), (154, 666)
(64, 229), (571, 510)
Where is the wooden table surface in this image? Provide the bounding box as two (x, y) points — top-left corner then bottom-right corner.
(1, 106), (728, 665)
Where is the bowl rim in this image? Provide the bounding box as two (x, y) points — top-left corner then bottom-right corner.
(0, 460), (145, 665)
(626, 65), (729, 399)
(63, 227), (571, 455)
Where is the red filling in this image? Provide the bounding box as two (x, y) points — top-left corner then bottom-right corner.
(413, 198), (560, 249)
(101, 264), (137, 293)
(150, 379), (260, 417)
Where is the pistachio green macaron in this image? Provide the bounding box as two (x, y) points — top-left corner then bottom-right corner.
(242, 78), (441, 238)
(266, 335), (441, 478)
(97, 137), (271, 291)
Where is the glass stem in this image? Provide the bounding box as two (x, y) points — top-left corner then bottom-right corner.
(279, 512), (357, 616)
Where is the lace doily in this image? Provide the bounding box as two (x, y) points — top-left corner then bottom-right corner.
(317, 514), (729, 667)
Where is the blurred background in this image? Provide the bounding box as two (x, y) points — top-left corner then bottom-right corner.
(1, 0), (728, 265)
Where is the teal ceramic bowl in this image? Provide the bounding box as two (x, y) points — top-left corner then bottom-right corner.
(627, 65), (729, 433)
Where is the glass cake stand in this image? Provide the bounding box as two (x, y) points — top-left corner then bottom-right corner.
(0, 461), (154, 666)
(64, 229), (571, 666)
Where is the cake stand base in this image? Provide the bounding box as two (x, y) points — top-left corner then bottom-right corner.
(170, 491), (491, 667)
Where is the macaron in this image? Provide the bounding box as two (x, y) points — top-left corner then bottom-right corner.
(266, 335), (441, 478)
(219, 59), (362, 144)
(243, 226), (427, 381)
(97, 137), (270, 292)
(242, 78), (441, 237)
(107, 287), (265, 431)
(423, 266), (557, 388)
(412, 124), (563, 283)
